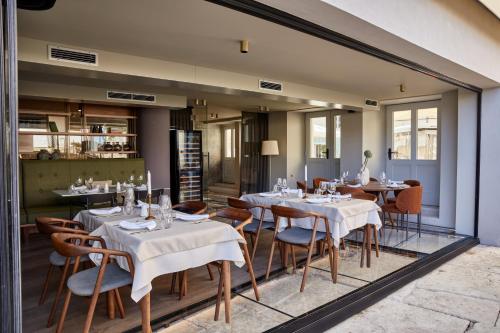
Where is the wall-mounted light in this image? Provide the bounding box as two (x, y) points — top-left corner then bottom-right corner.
(240, 40), (249, 53)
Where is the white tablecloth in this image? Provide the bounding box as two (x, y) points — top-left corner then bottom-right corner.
(241, 194), (381, 248)
(76, 211), (245, 302)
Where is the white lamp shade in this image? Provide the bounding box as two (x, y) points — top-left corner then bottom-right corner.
(261, 140), (279, 156)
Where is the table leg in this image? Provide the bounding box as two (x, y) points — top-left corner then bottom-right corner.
(366, 224), (372, 268)
(139, 293), (151, 333)
(222, 260), (231, 324)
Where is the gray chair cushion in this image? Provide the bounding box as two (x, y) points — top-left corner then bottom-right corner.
(67, 262), (132, 296)
(277, 227), (326, 245)
(49, 251), (89, 266)
(243, 219), (275, 233)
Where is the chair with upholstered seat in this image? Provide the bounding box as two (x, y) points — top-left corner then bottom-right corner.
(296, 180), (314, 194)
(213, 207), (260, 321)
(337, 186), (364, 195)
(227, 197), (272, 262)
(381, 186), (423, 238)
(266, 205), (337, 292)
(51, 233), (134, 333)
(35, 217), (90, 327)
(387, 179), (421, 203)
(312, 177), (330, 189)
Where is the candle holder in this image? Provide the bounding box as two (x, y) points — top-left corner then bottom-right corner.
(145, 194), (156, 220)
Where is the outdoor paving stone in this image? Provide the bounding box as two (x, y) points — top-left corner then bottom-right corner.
(445, 245), (500, 275)
(467, 322), (500, 333)
(327, 298), (470, 333)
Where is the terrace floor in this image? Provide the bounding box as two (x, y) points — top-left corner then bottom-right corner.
(22, 226), (464, 333)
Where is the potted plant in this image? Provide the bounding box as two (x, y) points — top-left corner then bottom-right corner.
(360, 150), (372, 185)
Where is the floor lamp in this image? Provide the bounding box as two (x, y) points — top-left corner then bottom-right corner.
(261, 140), (279, 191)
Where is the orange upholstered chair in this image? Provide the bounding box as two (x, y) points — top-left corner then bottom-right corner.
(313, 177), (330, 189)
(382, 186), (423, 238)
(388, 179), (421, 203)
(337, 186), (364, 195)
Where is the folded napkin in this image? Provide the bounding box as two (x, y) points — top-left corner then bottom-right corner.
(119, 220), (156, 230)
(74, 185), (87, 191)
(175, 211), (210, 221)
(391, 180), (404, 184)
(283, 189), (301, 194)
(135, 184), (147, 191)
(136, 200), (160, 209)
(259, 192), (281, 197)
(305, 197), (331, 204)
(332, 194), (351, 199)
(89, 206), (122, 216)
(347, 184), (362, 188)
(387, 183), (402, 188)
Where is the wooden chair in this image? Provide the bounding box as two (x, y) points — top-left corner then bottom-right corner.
(35, 217), (90, 327)
(214, 207), (260, 321)
(227, 197), (273, 262)
(170, 200), (214, 299)
(296, 180), (313, 194)
(51, 233), (133, 333)
(82, 192), (116, 210)
(381, 186), (423, 238)
(134, 188), (164, 204)
(351, 193), (381, 264)
(312, 177), (330, 189)
(266, 205), (337, 292)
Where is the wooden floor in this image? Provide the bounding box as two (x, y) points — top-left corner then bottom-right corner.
(21, 230), (309, 333)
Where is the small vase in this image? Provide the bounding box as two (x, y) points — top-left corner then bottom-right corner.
(360, 167), (370, 186)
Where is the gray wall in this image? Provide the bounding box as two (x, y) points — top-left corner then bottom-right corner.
(478, 87), (500, 246)
(456, 89), (477, 236)
(286, 112), (305, 185)
(340, 111), (363, 175)
(439, 91), (458, 228)
(362, 110), (386, 179)
(138, 108), (170, 189)
(268, 112), (287, 189)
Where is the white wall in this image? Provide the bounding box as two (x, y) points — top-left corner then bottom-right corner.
(478, 87), (500, 246)
(362, 110), (385, 179)
(439, 90), (458, 228)
(286, 112), (305, 185)
(455, 89), (477, 236)
(268, 112), (287, 189)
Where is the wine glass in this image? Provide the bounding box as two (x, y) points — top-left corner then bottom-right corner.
(320, 182), (327, 195)
(277, 178), (283, 188)
(129, 174), (135, 185)
(87, 177), (94, 189)
(138, 174), (144, 185)
(75, 177), (83, 187)
(327, 183), (336, 196)
(282, 179), (287, 189)
(159, 194), (172, 229)
(380, 172), (386, 184)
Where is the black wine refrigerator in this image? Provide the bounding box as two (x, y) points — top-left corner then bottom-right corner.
(170, 130), (203, 204)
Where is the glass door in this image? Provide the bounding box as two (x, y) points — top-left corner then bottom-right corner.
(386, 101), (440, 206)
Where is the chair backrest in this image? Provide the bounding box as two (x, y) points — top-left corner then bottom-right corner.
(134, 188), (164, 203)
(404, 179), (421, 187)
(227, 197), (257, 210)
(35, 217), (87, 235)
(173, 200), (207, 214)
(215, 207), (252, 232)
(369, 177), (379, 182)
(313, 177), (329, 189)
(271, 205), (315, 220)
(337, 186), (364, 195)
(352, 192), (377, 202)
(396, 186), (423, 214)
(83, 193), (116, 209)
(296, 180), (307, 192)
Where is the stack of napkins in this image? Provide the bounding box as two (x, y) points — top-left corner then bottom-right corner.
(119, 220), (156, 230)
(175, 212), (209, 221)
(89, 206), (121, 216)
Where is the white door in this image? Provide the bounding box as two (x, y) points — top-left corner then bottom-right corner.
(386, 101), (440, 206)
(305, 112), (341, 186)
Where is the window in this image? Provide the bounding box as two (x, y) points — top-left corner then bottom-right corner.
(334, 115), (341, 159)
(417, 107), (438, 160)
(393, 110), (412, 160)
(224, 128), (235, 158)
(309, 117), (327, 158)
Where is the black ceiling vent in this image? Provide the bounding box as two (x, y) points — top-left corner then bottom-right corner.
(107, 91), (156, 103)
(48, 46), (98, 66)
(365, 99), (379, 107)
(259, 79), (283, 92)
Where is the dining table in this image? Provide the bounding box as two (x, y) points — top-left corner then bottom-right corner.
(240, 192), (382, 267)
(336, 181), (410, 203)
(74, 207), (246, 331)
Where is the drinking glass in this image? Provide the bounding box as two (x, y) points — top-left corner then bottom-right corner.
(277, 178), (283, 188)
(129, 174), (135, 184)
(327, 183), (336, 196)
(282, 179), (287, 189)
(380, 172), (386, 184)
(75, 177), (83, 187)
(320, 182), (327, 195)
(138, 174), (144, 185)
(159, 194), (172, 229)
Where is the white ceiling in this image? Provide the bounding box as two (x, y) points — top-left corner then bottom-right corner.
(17, 0), (456, 103)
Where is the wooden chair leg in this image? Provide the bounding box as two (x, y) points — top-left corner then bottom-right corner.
(300, 243), (315, 292)
(291, 245), (297, 274)
(107, 290), (116, 320)
(242, 242), (259, 301)
(206, 264), (214, 280)
(265, 240), (276, 280)
(114, 288), (126, 319)
(169, 273), (177, 294)
(374, 226), (380, 258)
(39, 264), (54, 305)
(55, 289), (72, 333)
(47, 262), (71, 327)
(251, 229), (262, 262)
(83, 290), (101, 333)
(325, 235), (337, 283)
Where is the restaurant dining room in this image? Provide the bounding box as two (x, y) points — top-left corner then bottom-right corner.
(14, 1), (480, 332)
